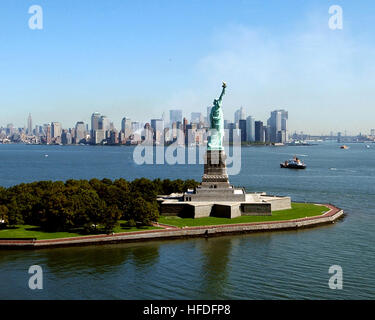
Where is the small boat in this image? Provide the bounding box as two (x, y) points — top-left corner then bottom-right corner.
(366, 145), (370, 149)
(340, 145), (349, 149)
(280, 156), (306, 169)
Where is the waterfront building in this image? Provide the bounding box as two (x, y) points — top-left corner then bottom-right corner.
(151, 119), (164, 144)
(45, 124), (52, 144)
(121, 117), (132, 140)
(255, 121), (265, 142)
(91, 112), (101, 144)
(100, 116), (111, 135)
(142, 123), (153, 143)
(75, 121), (86, 144)
(268, 109), (288, 143)
(108, 129), (119, 145)
(61, 130), (72, 145)
(6, 124), (14, 136)
(27, 114), (33, 136)
(246, 116), (255, 142)
(51, 122), (62, 142)
(239, 119), (247, 142)
(95, 129), (106, 145)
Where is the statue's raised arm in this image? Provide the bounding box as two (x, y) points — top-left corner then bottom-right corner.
(218, 81), (226, 104)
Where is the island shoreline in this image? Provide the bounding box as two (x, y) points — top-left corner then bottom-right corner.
(0, 204), (344, 250)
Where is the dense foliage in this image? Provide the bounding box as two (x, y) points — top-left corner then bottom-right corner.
(0, 178), (199, 233)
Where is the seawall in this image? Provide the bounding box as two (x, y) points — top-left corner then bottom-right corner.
(0, 204), (344, 249)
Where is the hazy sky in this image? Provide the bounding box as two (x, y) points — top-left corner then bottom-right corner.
(1, 0), (374, 135)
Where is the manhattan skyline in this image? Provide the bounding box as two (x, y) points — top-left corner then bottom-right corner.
(1, 0), (375, 135)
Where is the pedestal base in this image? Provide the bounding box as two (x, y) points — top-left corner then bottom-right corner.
(184, 150), (246, 202)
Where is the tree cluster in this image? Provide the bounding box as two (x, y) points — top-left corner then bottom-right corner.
(0, 178), (199, 233)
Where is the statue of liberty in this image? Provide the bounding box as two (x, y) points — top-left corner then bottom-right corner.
(207, 82), (226, 151)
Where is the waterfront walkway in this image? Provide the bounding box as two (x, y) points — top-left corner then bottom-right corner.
(0, 204), (343, 249)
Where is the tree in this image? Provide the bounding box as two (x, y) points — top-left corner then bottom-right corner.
(128, 197), (159, 226)
(0, 205), (9, 225)
(102, 205), (122, 233)
(5, 200), (24, 226)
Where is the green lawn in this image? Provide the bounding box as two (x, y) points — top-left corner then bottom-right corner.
(158, 203), (329, 228)
(0, 203), (329, 239)
(0, 221), (161, 240)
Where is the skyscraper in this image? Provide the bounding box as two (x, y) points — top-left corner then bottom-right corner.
(51, 122), (62, 139)
(121, 117), (132, 139)
(191, 112), (203, 124)
(45, 124), (52, 144)
(255, 121), (265, 142)
(246, 116), (255, 142)
(234, 107), (246, 124)
(169, 110), (182, 125)
(27, 113), (32, 135)
(61, 130), (72, 145)
(268, 110), (288, 143)
(239, 119), (247, 142)
(151, 119), (164, 144)
(91, 112), (101, 144)
(75, 121), (86, 144)
(100, 116), (111, 133)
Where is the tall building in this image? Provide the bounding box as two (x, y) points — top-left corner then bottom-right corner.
(6, 124), (14, 136)
(142, 123), (153, 143)
(234, 107), (246, 124)
(170, 110), (183, 125)
(51, 122), (62, 139)
(151, 119), (164, 144)
(191, 112), (203, 124)
(45, 124), (52, 144)
(121, 117), (132, 139)
(371, 129), (375, 136)
(75, 121), (86, 144)
(61, 130), (72, 145)
(95, 130), (106, 145)
(100, 116), (111, 134)
(246, 116), (255, 142)
(91, 112), (101, 144)
(239, 119), (247, 142)
(255, 121), (265, 142)
(268, 109), (288, 143)
(27, 113), (33, 135)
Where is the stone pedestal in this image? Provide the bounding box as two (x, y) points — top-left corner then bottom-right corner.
(184, 150), (246, 202)
(201, 150), (230, 188)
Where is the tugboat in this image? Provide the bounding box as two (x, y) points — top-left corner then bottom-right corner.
(280, 156), (306, 169)
(340, 145), (349, 149)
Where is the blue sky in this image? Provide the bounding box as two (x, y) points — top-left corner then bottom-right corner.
(0, 0), (374, 135)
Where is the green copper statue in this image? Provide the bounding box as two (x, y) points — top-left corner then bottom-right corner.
(207, 82), (226, 151)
